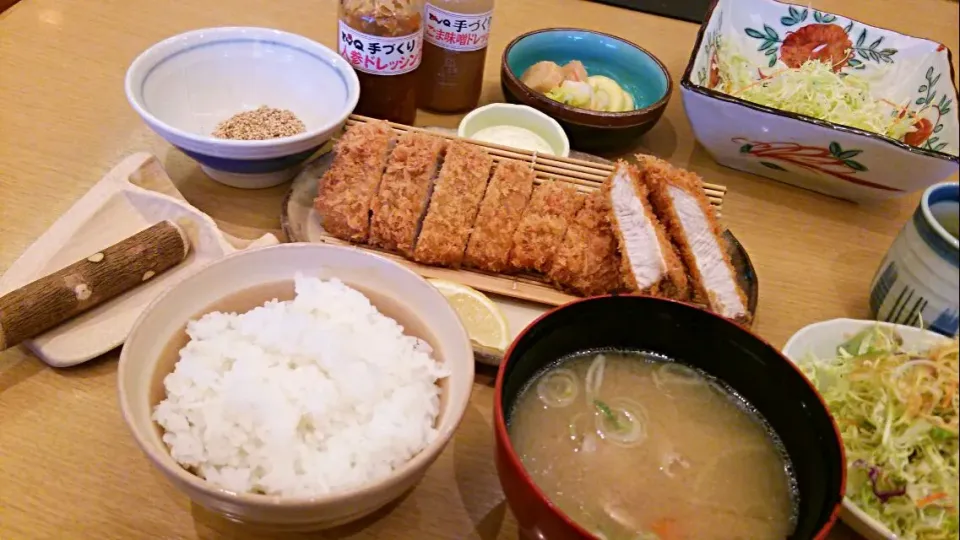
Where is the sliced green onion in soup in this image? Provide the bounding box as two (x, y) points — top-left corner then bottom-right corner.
(584, 354), (607, 405)
(594, 399), (620, 429)
(536, 368), (579, 407)
(651, 362), (703, 389)
(594, 397), (648, 447)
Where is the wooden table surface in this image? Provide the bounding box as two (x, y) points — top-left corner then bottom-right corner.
(1, 0), (958, 538)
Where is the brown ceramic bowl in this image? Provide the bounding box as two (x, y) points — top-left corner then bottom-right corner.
(500, 28), (672, 153)
(118, 243), (474, 531)
(494, 295), (846, 540)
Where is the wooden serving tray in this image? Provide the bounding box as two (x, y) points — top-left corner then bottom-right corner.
(0, 153), (279, 367)
(282, 119), (753, 299)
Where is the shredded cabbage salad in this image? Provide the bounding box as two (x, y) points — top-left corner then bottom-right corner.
(799, 327), (959, 540)
(714, 39), (918, 141)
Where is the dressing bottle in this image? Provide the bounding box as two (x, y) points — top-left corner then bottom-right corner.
(338, 0), (425, 124)
(417, 0), (494, 113)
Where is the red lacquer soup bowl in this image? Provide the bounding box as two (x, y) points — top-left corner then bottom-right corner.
(493, 295), (846, 540)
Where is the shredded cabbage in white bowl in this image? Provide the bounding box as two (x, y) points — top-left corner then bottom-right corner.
(714, 39), (920, 143)
(784, 320), (958, 540)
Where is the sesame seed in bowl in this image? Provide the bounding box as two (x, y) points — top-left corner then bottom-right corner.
(212, 106), (307, 141)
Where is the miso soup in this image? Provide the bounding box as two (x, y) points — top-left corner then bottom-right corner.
(508, 351), (797, 540)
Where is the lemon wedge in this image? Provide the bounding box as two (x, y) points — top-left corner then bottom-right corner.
(428, 278), (510, 352)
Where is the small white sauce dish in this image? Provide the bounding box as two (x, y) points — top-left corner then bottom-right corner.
(458, 103), (570, 157)
(125, 27), (360, 189)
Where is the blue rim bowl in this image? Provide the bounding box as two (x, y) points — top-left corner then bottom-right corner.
(500, 28), (672, 153)
(125, 27), (360, 188)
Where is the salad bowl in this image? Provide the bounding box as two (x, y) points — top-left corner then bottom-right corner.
(681, 0), (959, 203)
(783, 318), (956, 540)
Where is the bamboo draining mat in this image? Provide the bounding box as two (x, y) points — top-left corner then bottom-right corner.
(346, 114), (727, 211)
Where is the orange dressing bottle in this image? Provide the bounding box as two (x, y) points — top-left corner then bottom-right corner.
(338, 0), (425, 124)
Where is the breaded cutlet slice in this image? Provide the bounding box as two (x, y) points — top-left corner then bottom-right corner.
(314, 120), (395, 242)
(547, 190), (622, 296)
(507, 180), (583, 274)
(639, 155), (749, 323)
(368, 132), (447, 257)
(605, 161), (689, 299)
(463, 160), (536, 273)
(413, 141), (494, 267)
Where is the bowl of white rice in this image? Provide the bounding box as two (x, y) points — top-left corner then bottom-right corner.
(117, 243), (474, 530)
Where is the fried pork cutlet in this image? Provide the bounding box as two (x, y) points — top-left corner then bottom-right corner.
(508, 180), (583, 273)
(412, 141), (494, 267)
(639, 155), (749, 323)
(314, 120), (395, 242)
(463, 160), (536, 273)
(368, 132), (447, 257)
(547, 190), (622, 296)
(605, 161), (689, 299)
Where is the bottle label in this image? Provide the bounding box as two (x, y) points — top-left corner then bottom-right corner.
(338, 21), (423, 75)
(424, 4), (493, 52)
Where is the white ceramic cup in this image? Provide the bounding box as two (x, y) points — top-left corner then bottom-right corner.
(868, 182), (959, 336)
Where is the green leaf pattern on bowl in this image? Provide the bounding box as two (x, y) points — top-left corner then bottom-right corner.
(915, 66), (954, 153)
(689, 1), (958, 156)
(695, 10), (724, 87)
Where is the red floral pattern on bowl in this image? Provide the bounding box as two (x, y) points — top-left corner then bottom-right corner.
(681, 0), (959, 202)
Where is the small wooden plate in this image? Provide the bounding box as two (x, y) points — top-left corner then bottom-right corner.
(281, 129), (758, 366)
(0, 153), (279, 367)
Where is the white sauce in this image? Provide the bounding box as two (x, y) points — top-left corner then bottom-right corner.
(470, 125), (556, 155)
(610, 167), (665, 289)
(668, 185), (745, 318)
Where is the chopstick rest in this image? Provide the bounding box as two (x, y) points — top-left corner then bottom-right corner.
(0, 220), (190, 351)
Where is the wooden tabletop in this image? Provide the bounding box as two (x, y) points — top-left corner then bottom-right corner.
(1, 0), (958, 538)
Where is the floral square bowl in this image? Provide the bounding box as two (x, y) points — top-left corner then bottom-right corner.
(680, 0), (960, 203)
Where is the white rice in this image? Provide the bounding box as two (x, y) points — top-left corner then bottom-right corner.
(153, 274), (449, 497)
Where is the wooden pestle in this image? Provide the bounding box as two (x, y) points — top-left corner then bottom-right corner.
(0, 220), (190, 351)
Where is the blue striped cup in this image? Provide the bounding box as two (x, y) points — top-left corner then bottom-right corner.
(869, 182), (959, 336)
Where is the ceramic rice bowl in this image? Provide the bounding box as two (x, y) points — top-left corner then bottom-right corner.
(681, 0), (959, 203)
(117, 244), (474, 531)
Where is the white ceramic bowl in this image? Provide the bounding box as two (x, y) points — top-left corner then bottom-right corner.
(458, 103), (571, 157)
(117, 243), (474, 530)
(783, 318), (952, 540)
(125, 27), (360, 189)
(681, 0), (959, 202)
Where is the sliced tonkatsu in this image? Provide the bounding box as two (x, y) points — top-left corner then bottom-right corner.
(639, 155), (749, 322)
(508, 180), (583, 274)
(463, 160), (536, 273)
(413, 141), (494, 268)
(368, 132), (447, 257)
(314, 120), (395, 242)
(547, 190), (622, 296)
(605, 161), (689, 299)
